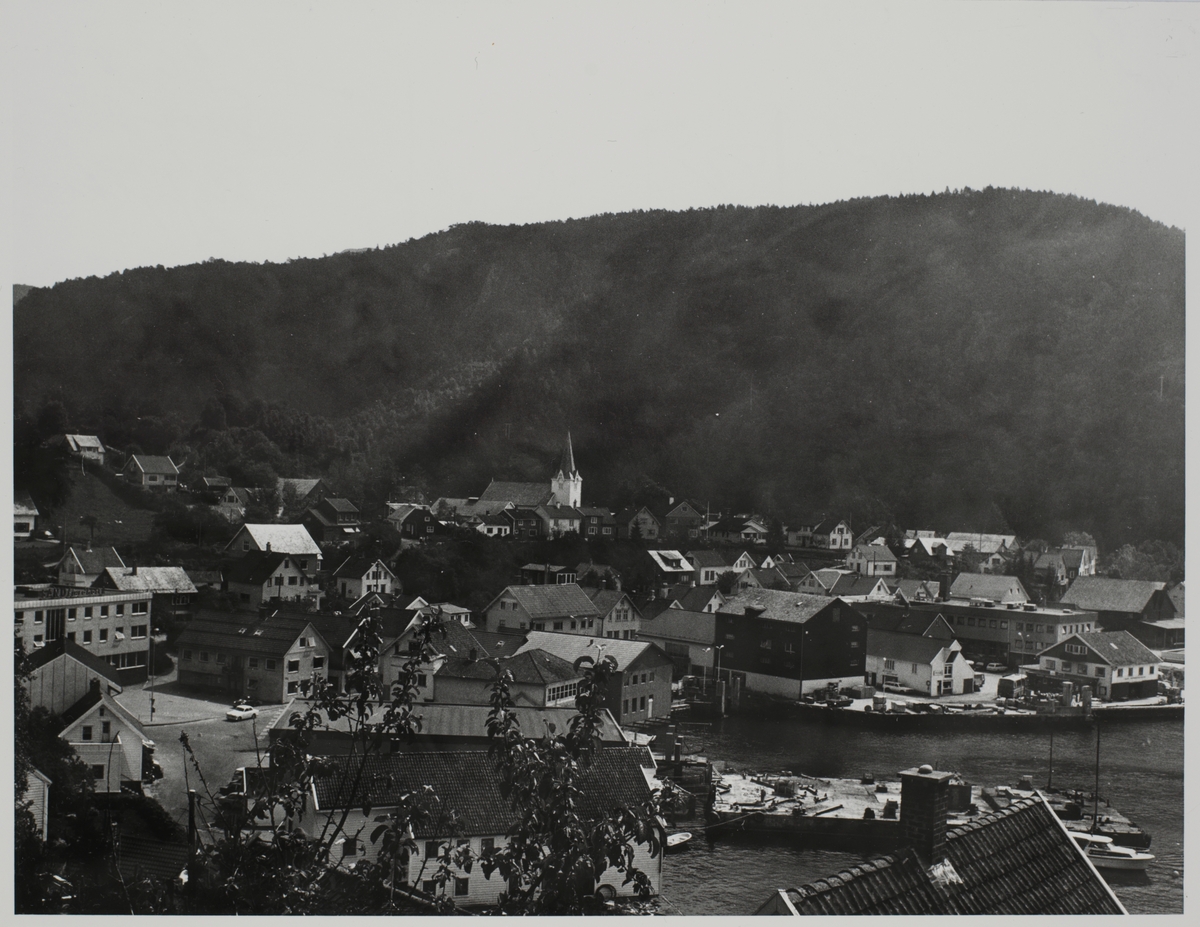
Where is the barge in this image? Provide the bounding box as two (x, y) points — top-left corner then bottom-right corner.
(706, 771), (1150, 849)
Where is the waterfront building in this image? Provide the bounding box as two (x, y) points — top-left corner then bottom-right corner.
(714, 590), (867, 699)
(865, 630), (974, 696)
(480, 583), (602, 635)
(1028, 630), (1163, 701)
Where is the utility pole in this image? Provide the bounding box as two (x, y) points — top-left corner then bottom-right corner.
(187, 789), (198, 875)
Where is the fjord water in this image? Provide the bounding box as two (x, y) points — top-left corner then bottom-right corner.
(661, 718), (1183, 915)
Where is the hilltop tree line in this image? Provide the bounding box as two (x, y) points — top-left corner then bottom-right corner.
(14, 189), (1185, 550)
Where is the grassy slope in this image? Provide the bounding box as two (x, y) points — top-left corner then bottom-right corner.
(49, 470), (159, 554)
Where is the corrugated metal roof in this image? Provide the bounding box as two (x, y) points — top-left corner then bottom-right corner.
(313, 747), (653, 836)
(516, 631), (665, 673)
(100, 566), (197, 594)
(232, 524), (322, 556)
(718, 589), (839, 624)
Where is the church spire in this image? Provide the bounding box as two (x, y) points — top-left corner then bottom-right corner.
(558, 430), (577, 478)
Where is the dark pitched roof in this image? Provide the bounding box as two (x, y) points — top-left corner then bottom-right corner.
(867, 629), (957, 663)
(176, 609), (327, 658)
(686, 549), (728, 569)
(128, 454), (178, 475)
(26, 638), (124, 685)
(478, 480), (553, 506)
(115, 835), (189, 883)
(331, 553), (387, 580)
(585, 589), (638, 618)
(439, 648), (580, 685)
(1059, 577), (1167, 614)
(948, 574), (1029, 603)
(489, 584), (602, 620)
(828, 574), (887, 597)
(59, 687), (104, 728)
(773, 796), (1124, 915)
(1041, 630), (1162, 667)
(321, 496), (359, 514)
(313, 747), (654, 836)
(223, 550), (289, 585)
(62, 545), (126, 575)
(672, 585), (721, 612)
(718, 589), (839, 625)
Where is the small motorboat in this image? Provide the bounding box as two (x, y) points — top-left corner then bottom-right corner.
(1072, 832), (1154, 870)
(665, 832), (693, 852)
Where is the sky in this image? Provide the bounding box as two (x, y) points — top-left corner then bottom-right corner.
(5, 0), (1199, 288)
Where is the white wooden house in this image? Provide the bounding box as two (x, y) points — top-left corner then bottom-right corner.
(865, 630), (973, 696)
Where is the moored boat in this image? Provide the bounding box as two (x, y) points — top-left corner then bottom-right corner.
(666, 832), (693, 852)
(1072, 832), (1155, 870)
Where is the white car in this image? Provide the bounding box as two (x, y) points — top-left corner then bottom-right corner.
(225, 703), (259, 721)
(986, 663), (1008, 674)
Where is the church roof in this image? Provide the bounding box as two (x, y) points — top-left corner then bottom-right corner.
(557, 430), (577, 477)
(478, 480), (554, 506)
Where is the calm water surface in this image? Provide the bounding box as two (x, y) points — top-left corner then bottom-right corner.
(660, 718), (1183, 915)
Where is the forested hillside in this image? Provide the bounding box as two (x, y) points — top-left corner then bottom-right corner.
(13, 188), (1185, 548)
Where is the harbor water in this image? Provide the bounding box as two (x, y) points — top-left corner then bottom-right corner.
(660, 717), (1184, 915)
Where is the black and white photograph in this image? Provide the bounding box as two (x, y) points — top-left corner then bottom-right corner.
(6, 0), (1193, 916)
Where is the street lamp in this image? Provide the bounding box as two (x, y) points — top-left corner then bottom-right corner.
(704, 645), (725, 687)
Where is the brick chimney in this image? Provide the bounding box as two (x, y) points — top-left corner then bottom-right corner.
(899, 765), (953, 863)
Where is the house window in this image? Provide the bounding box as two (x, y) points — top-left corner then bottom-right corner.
(287, 660), (300, 673)
(1095, 666), (1105, 677)
(200, 651), (210, 662)
(132, 602), (148, 615)
(102, 721), (111, 737)
(243, 540), (251, 551)
(288, 576), (298, 585)
(67, 608), (76, 621)
(1000, 621), (1008, 629)
(266, 659), (277, 670)
(1045, 659), (1055, 670)
(249, 657), (258, 669)
(481, 837), (495, 854)
(92, 765), (105, 779)
(989, 620), (997, 629)
(623, 699), (629, 714)
(34, 611), (43, 624)
(454, 878), (469, 897)
(553, 621), (564, 631)
(423, 881), (437, 894)
(100, 606), (109, 617)
(83, 631), (93, 644)
(425, 841), (441, 859)
(116, 604), (124, 616)
(67, 632), (76, 642)
(99, 629), (108, 642)
(640, 696), (646, 711)
(417, 674), (428, 687)
(911, 663), (919, 674)
(82, 725), (93, 741)
(287, 681), (298, 694)
(132, 625), (147, 639)
(216, 653), (227, 664)
(313, 656), (325, 669)
(884, 658), (895, 671)
(84, 607), (93, 619)
(343, 837), (358, 857)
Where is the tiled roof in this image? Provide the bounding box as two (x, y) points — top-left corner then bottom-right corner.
(1059, 577), (1167, 614)
(321, 497), (359, 514)
(439, 648), (580, 685)
(14, 492), (39, 516)
(673, 585), (722, 612)
(646, 550), (694, 573)
(277, 478), (323, 499)
(867, 629), (956, 664)
(852, 544), (898, 562)
(224, 550), (289, 585)
(829, 574), (888, 598)
(686, 550), (728, 569)
(948, 574), (1029, 604)
(66, 434), (105, 450)
(491, 584), (601, 620)
(1041, 630), (1162, 667)
(59, 688), (103, 728)
(331, 553), (387, 580)
(537, 505), (581, 520)
(1056, 547), (1090, 570)
(771, 796), (1124, 915)
(575, 507), (615, 521)
(116, 835), (189, 883)
(176, 609), (326, 658)
(128, 455), (178, 475)
(515, 632), (665, 673)
(26, 638), (124, 686)
(313, 747), (654, 835)
(586, 589), (635, 616)
(231, 524), (322, 556)
(478, 480), (553, 506)
(100, 566), (197, 595)
(718, 589), (838, 624)
(63, 545), (126, 575)
(812, 518), (848, 534)
(944, 532), (1017, 554)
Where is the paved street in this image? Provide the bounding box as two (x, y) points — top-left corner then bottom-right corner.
(116, 672), (292, 829)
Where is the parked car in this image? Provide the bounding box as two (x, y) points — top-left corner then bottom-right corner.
(986, 663), (1008, 674)
(225, 703), (259, 722)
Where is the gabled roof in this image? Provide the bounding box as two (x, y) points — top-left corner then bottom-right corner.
(1059, 577), (1168, 614)
(1040, 630), (1161, 667)
(829, 574), (890, 598)
(312, 747), (653, 835)
(742, 567), (789, 588)
(97, 566), (197, 595)
(277, 477), (324, 499)
(672, 585), (723, 612)
(14, 492), (39, 516)
(535, 504), (582, 520)
(947, 574), (1029, 604)
(770, 796), (1124, 915)
(60, 545), (126, 575)
(478, 480), (553, 506)
(575, 507), (614, 520)
(224, 550), (290, 585)
(555, 431), (577, 477)
(686, 549), (729, 569)
(852, 544), (898, 562)
(1056, 546), (1093, 571)
(331, 554), (391, 581)
(176, 609), (329, 658)
(127, 455), (179, 475)
(718, 589), (843, 625)
(386, 503), (429, 523)
(586, 588), (638, 617)
(812, 518), (850, 534)
(515, 632), (666, 673)
(867, 628), (958, 663)
(486, 584), (602, 620)
(320, 497), (360, 514)
(439, 648), (581, 685)
(201, 475), (231, 489)
(227, 524), (321, 556)
(65, 434), (105, 451)
(944, 532), (1017, 554)
(26, 638), (124, 687)
(887, 578), (939, 602)
(646, 550), (694, 573)
(61, 688), (148, 741)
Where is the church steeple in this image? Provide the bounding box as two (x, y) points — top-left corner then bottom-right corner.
(550, 431), (582, 507)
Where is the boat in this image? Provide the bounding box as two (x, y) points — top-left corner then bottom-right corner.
(665, 832), (693, 852)
(1087, 846), (1156, 871)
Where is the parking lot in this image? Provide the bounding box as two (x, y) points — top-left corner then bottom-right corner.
(116, 671), (292, 828)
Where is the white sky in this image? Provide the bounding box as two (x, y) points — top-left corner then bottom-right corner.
(6, 0), (1199, 287)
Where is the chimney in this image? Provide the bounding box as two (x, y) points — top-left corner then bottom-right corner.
(266, 542), (272, 552)
(131, 564), (138, 575)
(899, 765), (953, 863)
(468, 648), (477, 662)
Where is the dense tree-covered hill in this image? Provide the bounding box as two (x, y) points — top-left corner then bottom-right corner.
(13, 189), (1185, 547)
